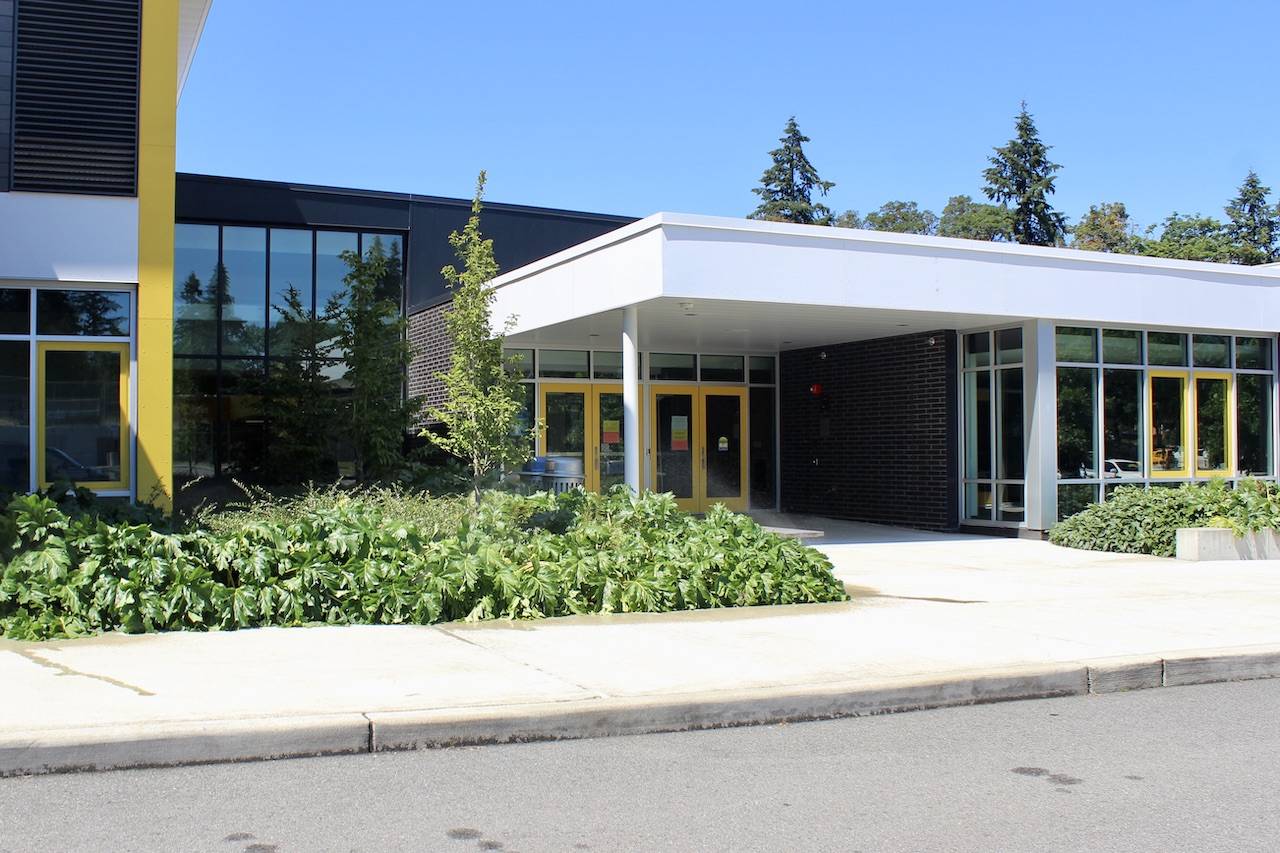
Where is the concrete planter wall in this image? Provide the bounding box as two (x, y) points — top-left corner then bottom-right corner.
(1176, 527), (1280, 561)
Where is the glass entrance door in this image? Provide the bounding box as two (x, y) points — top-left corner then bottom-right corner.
(37, 341), (130, 492)
(649, 385), (748, 512)
(701, 388), (748, 512)
(539, 384), (588, 490)
(593, 387), (628, 492)
(651, 385), (698, 511)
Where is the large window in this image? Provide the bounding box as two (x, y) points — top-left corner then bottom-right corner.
(172, 225), (404, 487)
(1055, 327), (1277, 520)
(963, 328), (1026, 523)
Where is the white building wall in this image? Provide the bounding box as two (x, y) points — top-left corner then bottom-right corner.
(0, 192), (138, 283)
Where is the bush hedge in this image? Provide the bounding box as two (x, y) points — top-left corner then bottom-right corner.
(1048, 480), (1280, 557)
(0, 487), (847, 641)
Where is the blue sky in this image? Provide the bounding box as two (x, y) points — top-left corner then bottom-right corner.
(178, 0), (1279, 232)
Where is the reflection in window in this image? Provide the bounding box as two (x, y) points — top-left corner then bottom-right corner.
(1103, 370), (1142, 478)
(44, 350), (123, 485)
(219, 359), (266, 478)
(1194, 377), (1228, 472)
(998, 483), (1024, 522)
(965, 332), (990, 368)
(1056, 327), (1096, 363)
(504, 348), (534, 379)
(269, 229), (313, 358)
(1237, 374), (1273, 475)
(965, 482), (992, 521)
(0, 288), (30, 335)
(1057, 367), (1097, 478)
(592, 351), (623, 380)
(1236, 337), (1272, 370)
(998, 368), (1024, 479)
(650, 353), (696, 381)
(316, 231), (358, 312)
(173, 359), (217, 486)
(544, 390), (586, 467)
(749, 356), (776, 384)
(1150, 375), (1186, 472)
(37, 291), (130, 336)
(174, 224), (219, 356)
(996, 328), (1023, 365)
(0, 342), (30, 490)
(1102, 329), (1142, 364)
(964, 371), (992, 480)
(1057, 483), (1098, 521)
(539, 350), (589, 379)
(361, 234), (404, 305)
(221, 227), (267, 357)
(700, 355), (744, 383)
(1192, 335), (1229, 368)
(1148, 332), (1187, 366)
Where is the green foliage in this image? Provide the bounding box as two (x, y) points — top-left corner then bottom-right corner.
(0, 488), (847, 641)
(749, 117), (835, 225)
(1142, 212), (1234, 263)
(983, 104), (1067, 246)
(1224, 170), (1279, 265)
(427, 172), (536, 499)
(832, 210), (862, 229)
(336, 237), (420, 482)
(937, 194), (1014, 242)
(861, 200), (938, 235)
(1071, 202), (1146, 254)
(1049, 480), (1280, 558)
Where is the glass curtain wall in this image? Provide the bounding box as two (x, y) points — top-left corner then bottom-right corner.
(173, 224), (404, 489)
(962, 327), (1026, 523)
(1055, 327), (1276, 520)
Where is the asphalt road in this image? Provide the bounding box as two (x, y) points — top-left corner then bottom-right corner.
(2, 679), (1279, 852)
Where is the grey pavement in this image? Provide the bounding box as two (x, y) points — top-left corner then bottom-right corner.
(2, 678), (1278, 852)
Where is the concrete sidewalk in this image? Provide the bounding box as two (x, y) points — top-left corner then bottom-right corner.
(4, 525), (1280, 775)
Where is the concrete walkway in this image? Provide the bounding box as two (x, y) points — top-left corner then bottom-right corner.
(3, 521), (1280, 774)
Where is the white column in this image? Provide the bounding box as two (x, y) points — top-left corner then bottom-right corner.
(623, 305), (641, 494)
(1025, 319), (1058, 531)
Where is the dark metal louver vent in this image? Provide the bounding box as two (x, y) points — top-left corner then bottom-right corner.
(11, 0), (141, 196)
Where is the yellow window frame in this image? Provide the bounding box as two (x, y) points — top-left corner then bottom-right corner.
(1147, 370), (1189, 478)
(37, 341), (131, 492)
(1192, 371), (1233, 478)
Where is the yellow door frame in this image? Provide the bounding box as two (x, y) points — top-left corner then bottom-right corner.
(700, 386), (750, 512)
(538, 382), (593, 491)
(589, 385), (641, 495)
(1192, 371), (1234, 478)
(649, 383), (701, 511)
(1148, 370), (1190, 478)
(37, 341), (132, 492)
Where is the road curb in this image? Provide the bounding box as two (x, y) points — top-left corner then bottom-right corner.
(3, 645), (1280, 777)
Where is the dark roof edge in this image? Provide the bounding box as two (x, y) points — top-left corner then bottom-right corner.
(176, 172), (637, 224)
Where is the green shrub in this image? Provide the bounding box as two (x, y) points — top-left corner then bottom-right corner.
(0, 487), (846, 641)
(1048, 480), (1280, 557)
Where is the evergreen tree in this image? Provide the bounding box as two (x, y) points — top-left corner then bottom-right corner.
(862, 200), (938, 235)
(937, 195), (1014, 241)
(749, 117), (835, 225)
(982, 104), (1067, 246)
(427, 172), (537, 500)
(1225, 171), (1279, 265)
(1142, 212), (1233, 263)
(1072, 202), (1145, 254)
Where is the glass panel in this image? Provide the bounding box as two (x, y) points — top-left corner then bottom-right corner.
(316, 231), (358, 358)
(539, 350), (589, 379)
(360, 233), (404, 305)
(704, 393), (742, 498)
(1192, 335), (1229, 368)
(998, 368), (1024, 479)
(174, 224), (219, 355)
(1057, 483), (1098, 521)
(44, 349), (122, 484)
(37, 291), (129, 337)
(964, 332), (990, 368)
(655, 392), (694, 499)
(220, 227), (267, 357)
(1148, 332), (1187, 366)
(268, 229), (313, 358)
(173, 358), (217, 487)
(996, 328), (1023, 365)
(0, 288), (30, 335)
(1150, 375), (1186, 472)
(592, 351), (623, 380)
(1055, 327), (1096, 363)
(514, 383), (535, 437)
(1237, 374), (1273, 476)
(749, 355), (776, 384)
(1236, 337), (1272, 370)
(1194, 377), (1228, 472)
(220, 359), (266, 479)
(1102, 329), (1142, 364)
(1103, 369), (1143, 479)
(0, 342), (30, 491)
(964, 482), (992, 521)
(700, 355), (744, 383)
(964, 371), (992, 480)
(649, 353), (696, 381)
(1057, 367), (1097, 479)
(596, 391), (625, 490)
(997, 483), (1025, 522)
(544, 391), (586, 479)
(749, 387), (776, 507)
(505, 348), (534, 379)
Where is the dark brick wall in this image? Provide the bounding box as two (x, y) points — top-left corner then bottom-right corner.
(408, 301), (450, 425)
(779, 330), (959, 530)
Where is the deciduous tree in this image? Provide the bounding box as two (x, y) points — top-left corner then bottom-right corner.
(1071, 202), (1145, 254)
(1142, 213), (1233, 263)
(937, 195), (1014, 241)
(862, 200), (938, 235)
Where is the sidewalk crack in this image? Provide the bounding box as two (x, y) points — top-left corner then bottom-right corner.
(10, 648), (155, 697)
(433, 626), (607, 698)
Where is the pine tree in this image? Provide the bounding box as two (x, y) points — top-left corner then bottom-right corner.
(1225, 171), (1279, 265)
(983, 104), (1067, 246)
(749, 117), (835, 225)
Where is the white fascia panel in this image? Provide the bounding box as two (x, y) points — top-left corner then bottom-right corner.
(492, 227), (665, 336)
(0, 193), (139, 284)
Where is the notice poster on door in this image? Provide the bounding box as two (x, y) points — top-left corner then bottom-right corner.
(671, 416), (689, 451)
(602, 419), (620, 444)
